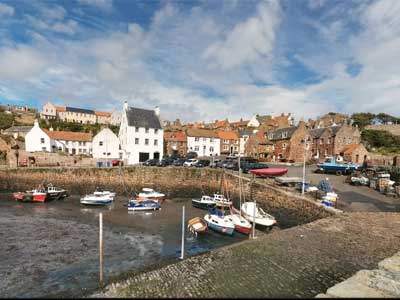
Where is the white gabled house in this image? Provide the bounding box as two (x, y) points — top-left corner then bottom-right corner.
(186, 128), (220, 157)
(92, 128), (122, 159)
(118, 102), (164, 165)
(25, 120), (93, 155)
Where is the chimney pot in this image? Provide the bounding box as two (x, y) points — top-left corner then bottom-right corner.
(155, 106), (160, 116)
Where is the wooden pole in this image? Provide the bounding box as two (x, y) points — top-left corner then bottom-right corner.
(180, 206), (185, 260)
(99, 212), (103, 283)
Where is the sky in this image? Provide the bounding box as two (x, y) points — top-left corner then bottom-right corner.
(0, 0), (399, 123)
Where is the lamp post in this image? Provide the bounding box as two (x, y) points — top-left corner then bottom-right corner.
(301, 138), (308, 195)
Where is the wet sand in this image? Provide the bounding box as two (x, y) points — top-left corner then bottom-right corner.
(0, 193), (248, 298)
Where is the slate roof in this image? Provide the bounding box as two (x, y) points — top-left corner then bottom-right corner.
(3, 126), (32, 133)
(238, 127), (254, 137)
(309, 128), (326, 138)
(266, 126), (297, 141)
(66, 106), (95, 115)
(331, 125), (341, 135)
(126, 107), (162, 129)
(256, 115), (271, 124)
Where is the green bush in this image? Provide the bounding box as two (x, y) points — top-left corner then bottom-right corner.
(0, 112), (14, 129)
(16, 136), (25, 142)
(361, 129), (400, 152)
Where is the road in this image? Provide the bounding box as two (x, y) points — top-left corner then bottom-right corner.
(240, 163), (400, 213)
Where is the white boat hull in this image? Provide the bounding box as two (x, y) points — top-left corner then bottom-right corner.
(241, 202), (276, 227)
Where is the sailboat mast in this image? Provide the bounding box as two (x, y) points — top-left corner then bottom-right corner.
(238, 155), (242, 217)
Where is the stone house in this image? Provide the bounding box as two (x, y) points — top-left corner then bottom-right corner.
(2, 126), (33, 139)
(333, 123), (361, 155)
(217, 130), (239, 155)
(186, 128), (220, 157)
(164, 131), (187, 156)
(118, 102), (164, 165)
(238, 127), (255, 155)
(337, 143), (369, 164)
(244, 127), (274, 161)
(92, 128), (122, 159)
(266, 121), (309, 163)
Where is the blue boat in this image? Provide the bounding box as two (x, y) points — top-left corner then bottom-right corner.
(128, 200), (161, 211)
(204, 210), (235, 236)
(317, 157), (359, 175)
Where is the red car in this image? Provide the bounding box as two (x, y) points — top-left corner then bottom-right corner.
(111, 159), (123, 166)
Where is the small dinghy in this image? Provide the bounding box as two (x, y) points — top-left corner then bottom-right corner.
(212, 193), (232, 207)
(191, 195), (216, 210)
(241, 202), (276, 229)
(187, 217), (208, 236)
(204, 210), (235, 236)
(249, 168), (288, 177)
(127, 199), (161, 211)
(80, 191), (114, 206)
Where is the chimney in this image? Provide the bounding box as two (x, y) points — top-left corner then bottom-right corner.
(123, 101), (128, 111)
(34, 119), (39, 127)
(50, 127), (54, 132)
(281, 112), (284, 117)
(155, 106), (160, 116)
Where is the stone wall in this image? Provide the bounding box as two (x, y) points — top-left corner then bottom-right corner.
(0, 167), (333, 227)
(365, 124), (400, 136)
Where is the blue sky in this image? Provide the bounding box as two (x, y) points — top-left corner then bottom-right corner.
(0, 0), (399, 122)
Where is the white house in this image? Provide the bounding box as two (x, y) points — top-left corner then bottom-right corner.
(92, 128), (121, 159)
(186, 128), (220, 157)
(25, 120), (93, 155)
(119, 102), (164, 165)
(41, 101), (57, 120)
(247, 114), (270, 128)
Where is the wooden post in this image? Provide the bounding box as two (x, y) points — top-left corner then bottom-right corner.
(252, 197), (257, 239)
(180, 206), (185, 260)
(99, 213), (103, 283)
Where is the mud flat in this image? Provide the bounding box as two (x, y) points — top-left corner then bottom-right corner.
(0, 194), (247, 298)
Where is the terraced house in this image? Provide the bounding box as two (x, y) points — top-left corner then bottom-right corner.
(164, 131), (187, 156)
(186, 128), (220, 157)
(217, 130), (239, 155)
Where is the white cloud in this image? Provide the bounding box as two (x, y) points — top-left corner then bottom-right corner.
(203, 0), (281, 70)
(53, 20), (79, 35)
(0, 3), (14, 17)
(40, 5), (66, 20)
(308, 0), (326, 10)
(78, 0), (113, 12)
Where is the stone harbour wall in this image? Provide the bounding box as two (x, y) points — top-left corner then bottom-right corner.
(0, 167), (334, 227)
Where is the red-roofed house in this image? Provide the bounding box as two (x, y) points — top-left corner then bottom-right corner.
(164, 131), (187, 156)
(25, 120), (93, 155)
(217, 130), (239, 155)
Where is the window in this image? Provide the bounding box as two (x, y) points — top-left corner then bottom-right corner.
(325, 149), (328, 156)
(79, 149), (82, 153)
(194, 146), (199, 151)
(155, 129), (158, 134)
(145, 128), (149, 133)
(223, 145), (229, 150)
(135, 138), (139, 145)
(58, 147), (62, 151)
(145, 138), (149, 145)
(210, 146), (214, 152)
(99, 141), (103, 146)
(42, 147), (46, 151)
(223, 139), (229, 144)
(282, 132), (288, 138)
(327, 138), (331, 144)
(154, 139), (158, 146)
(135, 127), (139, 132)
(195, 137), (199, 141)
(40, 138), (45, 144)
(79, 141), (82, 146)
(83, 149), (86, 153)
(83, 142), (86, 146)
(210, 138), (214, 142)
(234, 140), (239, 144)
(234, 146), (238, 151)
(203, 138), (206, 142)
(320, 138), (324, 145)
(282, 143), (287, 150)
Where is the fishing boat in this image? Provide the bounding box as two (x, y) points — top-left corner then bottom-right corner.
(212, 193), (232, 207)
(241, 202), (277, 229)
(249, 168), (288, 177)
(191, 195), (216, 210)
(45, 183), (69, 201)
(13, 189), (47, 203)
(137, 188), (165, 202)
(187, 217), (208, 236)
(204, 210), (235, 236)
(127, 199), (161, 211)
(80, 191), (114, 206)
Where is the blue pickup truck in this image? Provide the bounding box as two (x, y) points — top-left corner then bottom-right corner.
(316, 156), (359, 175)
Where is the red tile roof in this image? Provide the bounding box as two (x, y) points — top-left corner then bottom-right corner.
(164, 131), (187, 142)
(55, 105), (66, 112)
(217, 130), (239, 140)
(43, 129), (92, 142)
(95, 111), (112, 117)
(186, 128), (218, 138)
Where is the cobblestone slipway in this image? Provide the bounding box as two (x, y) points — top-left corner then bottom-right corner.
(92, 212), (400, 298)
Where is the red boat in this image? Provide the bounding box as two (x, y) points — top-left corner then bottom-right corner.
(249, 168), (288, 177)
(13, 190), (47, 202)
(133, 196), (165, 203)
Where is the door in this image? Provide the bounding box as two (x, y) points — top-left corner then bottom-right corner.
(139, 152), (149, 162)
(154, 152), (160, 160)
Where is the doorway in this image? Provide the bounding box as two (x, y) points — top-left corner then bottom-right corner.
(139, 152), (149, 162)
(154, 152), (160, 160)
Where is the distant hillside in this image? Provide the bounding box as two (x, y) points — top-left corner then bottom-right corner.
(39, 119), (120, 136)
(361, 129), (400, 155)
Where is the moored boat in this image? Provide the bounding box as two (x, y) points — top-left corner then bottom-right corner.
(13, 186), (47, 203)
(249, 168), (288, 177)
(241, 202), (276, 229)
(212, 193), (232, 207)
(80, 191), (114, 205)
(137, 188), (165, 202)
(191, 195), (216, 210)
(45, 183), (69, 201)
(225, 211), (252, 235)
(204, 210), (235, 236)
(187, 217), (208, 236)
(127, 199), (161, 211)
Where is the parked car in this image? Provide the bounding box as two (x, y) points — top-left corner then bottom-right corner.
(143, 158), (159, 166)
(183, 159), (199, 167)
(185, 152), (198, 159)
(111, 159), (123, 166)
(242, 162), (269, 174)
(216, 160), (230, 168)
(157, 158), (173, 167)
(195, 159), (210, 168)
(225, 160), (237, 170)
(209, 159), (221, 168)
(173, 158), (186, 166)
